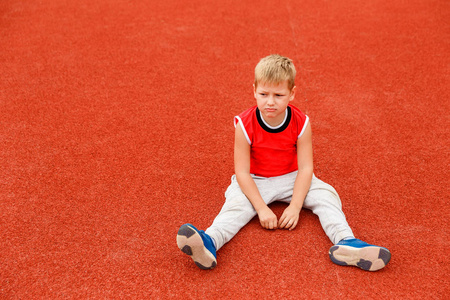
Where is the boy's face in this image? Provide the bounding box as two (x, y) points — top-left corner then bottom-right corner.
(254, 81), (296, 126)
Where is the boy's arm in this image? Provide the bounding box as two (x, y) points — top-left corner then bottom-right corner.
(234, 123), (278, 230)
(279, 122), (313, 230)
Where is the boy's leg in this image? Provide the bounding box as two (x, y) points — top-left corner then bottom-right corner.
(273, 171), (354, 243)
(304, 175), (391, 271)
(302, 175), (354, 245)
(205, 174), (279, 251)
(205, 175), (259, 251)
(178, 174), (274, 269)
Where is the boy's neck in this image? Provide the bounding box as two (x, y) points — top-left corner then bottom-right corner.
(259, 109), (288, 128)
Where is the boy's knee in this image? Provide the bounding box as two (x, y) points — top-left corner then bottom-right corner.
(305, 190), (342, 209)
(223, 195), (254, 213)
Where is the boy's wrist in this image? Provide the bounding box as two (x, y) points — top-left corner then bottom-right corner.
(288, 202), (302, 211)
(255, 203), (269, 214)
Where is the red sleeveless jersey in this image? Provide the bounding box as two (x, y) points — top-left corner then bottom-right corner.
(234, 105), (309, 177)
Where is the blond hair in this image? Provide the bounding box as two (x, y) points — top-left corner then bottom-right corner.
(254, 54), (296, 90)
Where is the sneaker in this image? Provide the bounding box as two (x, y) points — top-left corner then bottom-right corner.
(176, 223), (217, 270)
(329, 238), (391, 271)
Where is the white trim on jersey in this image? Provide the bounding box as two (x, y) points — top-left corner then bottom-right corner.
(234, 116), (252, 145)
(258, 109), (289, 130)
(298, 115), (310, 139)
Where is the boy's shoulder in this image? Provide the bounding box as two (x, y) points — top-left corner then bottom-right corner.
(234, 106), (256, 129)
(288, 104), (302, 112)
(289, 104), (308, 121)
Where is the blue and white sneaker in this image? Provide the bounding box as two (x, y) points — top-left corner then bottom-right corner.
(177, 224), (217, 270)
(329, 238), (391, 271)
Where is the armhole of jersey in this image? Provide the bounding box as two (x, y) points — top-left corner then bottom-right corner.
(297, 115), (310, 139)
(234, 116), (251, 145)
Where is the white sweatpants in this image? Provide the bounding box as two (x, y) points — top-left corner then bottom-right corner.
(205, 171), (354, 250)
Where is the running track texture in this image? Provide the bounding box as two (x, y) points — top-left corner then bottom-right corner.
(1, 0), (449, 298)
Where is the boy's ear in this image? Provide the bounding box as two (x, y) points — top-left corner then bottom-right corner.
(253, 84), (257, 97)
(290, 86), (297, 101)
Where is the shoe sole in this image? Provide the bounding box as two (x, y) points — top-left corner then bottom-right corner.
(177, 224), (217, 270)
(329, 245), (391, 271)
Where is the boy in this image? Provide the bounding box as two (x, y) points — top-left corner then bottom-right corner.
(177, 54), (391, 271)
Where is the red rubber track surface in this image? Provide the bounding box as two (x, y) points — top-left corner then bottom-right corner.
(1, 0), (449, 298)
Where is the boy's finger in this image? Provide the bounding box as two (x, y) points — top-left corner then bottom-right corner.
(280, 216), (293, 229)
(272, 219), (277, 229)
(261, 221), (267, 229)
(285, 219), (293, 228)
(285, 219), (294, 229)
(289, 220), (298, 231)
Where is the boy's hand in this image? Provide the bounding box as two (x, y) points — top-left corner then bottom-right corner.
(257, 206), (278, 230)
(278, 205), (301, 230)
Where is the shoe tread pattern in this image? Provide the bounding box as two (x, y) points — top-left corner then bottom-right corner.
(329, 245), (391, 271)
(177, 224), (217, 270)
